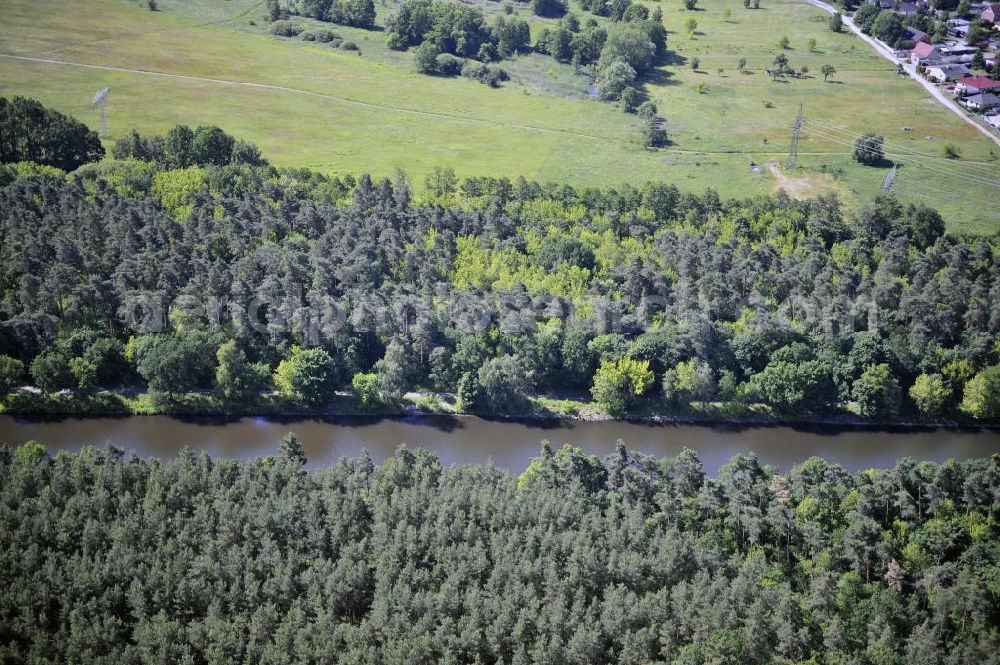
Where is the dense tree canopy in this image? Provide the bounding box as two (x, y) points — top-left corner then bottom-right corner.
(296, 0), (377, 28)
(0, 120), (998, 422)
(2, 442), (999, 663)
(0, 97), (104, 171)
(113, 124), (268, 169)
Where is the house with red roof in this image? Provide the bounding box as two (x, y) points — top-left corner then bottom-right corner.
(955, 76), (1000, 95)
(910, 41), (941, 65)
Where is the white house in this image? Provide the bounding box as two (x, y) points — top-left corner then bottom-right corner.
(963, 92), (1000, 110)
(925, 64), (970, 82)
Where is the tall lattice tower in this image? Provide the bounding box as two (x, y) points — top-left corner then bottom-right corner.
(93, 86), (110, 138)
(882, 163), (897, 192)
(786, 103), (803, 169)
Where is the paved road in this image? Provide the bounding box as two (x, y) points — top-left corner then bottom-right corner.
(801, 0), (1000, 147)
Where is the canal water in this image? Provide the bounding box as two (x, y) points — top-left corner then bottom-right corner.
(1, 414), (998, 473)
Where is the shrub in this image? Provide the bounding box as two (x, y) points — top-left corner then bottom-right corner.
(435, 53), (465, 76)
(301, 29), (340, 42)
(415, 40), (440, 73)
(620, 86), (640, 112)
(461, 61), (487, 79)
(0, 355), (24, 395)
(852, 132), (885, 166)
(461, 61), (509, 86)
(270, 21), (302, 37)
(962, 365), (1000, 420)
(909, 373), (950, 419)
(478, 42), (498, 62)
(386, 31), (408, 51)
(643, 121), (667, 147)
(484, 65), (509, 87)
(456, 371), (482, 413)
(591, 357), (654, 416)
(274, 347), (341, 407)
(477, 356), (534, 414)
(352, 372), (382, 408)
(596, 59), (637, 100)
(340, 40), (359, 51)
(853, 363), (901, 420)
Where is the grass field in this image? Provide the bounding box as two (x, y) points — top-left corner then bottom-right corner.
(0, 0), (997, 232)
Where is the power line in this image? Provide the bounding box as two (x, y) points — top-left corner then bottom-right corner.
(888, 174), (984, 203)
(787, 103), (804, 169)
(882, 163), (897, 192)
(92, 85), (110, 138)
(801, 116), (998, 169)
(801, 122), (1000, 182)
(801, 130), (1000, 192)
(801, 117), (999, 178)
(796, 114), (1000, 187)
(801, 126), (1000, 185)
(799, 125), (1000, 189)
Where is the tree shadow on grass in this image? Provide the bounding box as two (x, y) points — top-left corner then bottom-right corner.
(661, 51), (688, 67)
(645, 67), (682, 87)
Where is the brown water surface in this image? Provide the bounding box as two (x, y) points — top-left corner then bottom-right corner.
(2, 414), (998, 473)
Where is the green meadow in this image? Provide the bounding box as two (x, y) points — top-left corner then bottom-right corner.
(0, 0), (997, 232)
